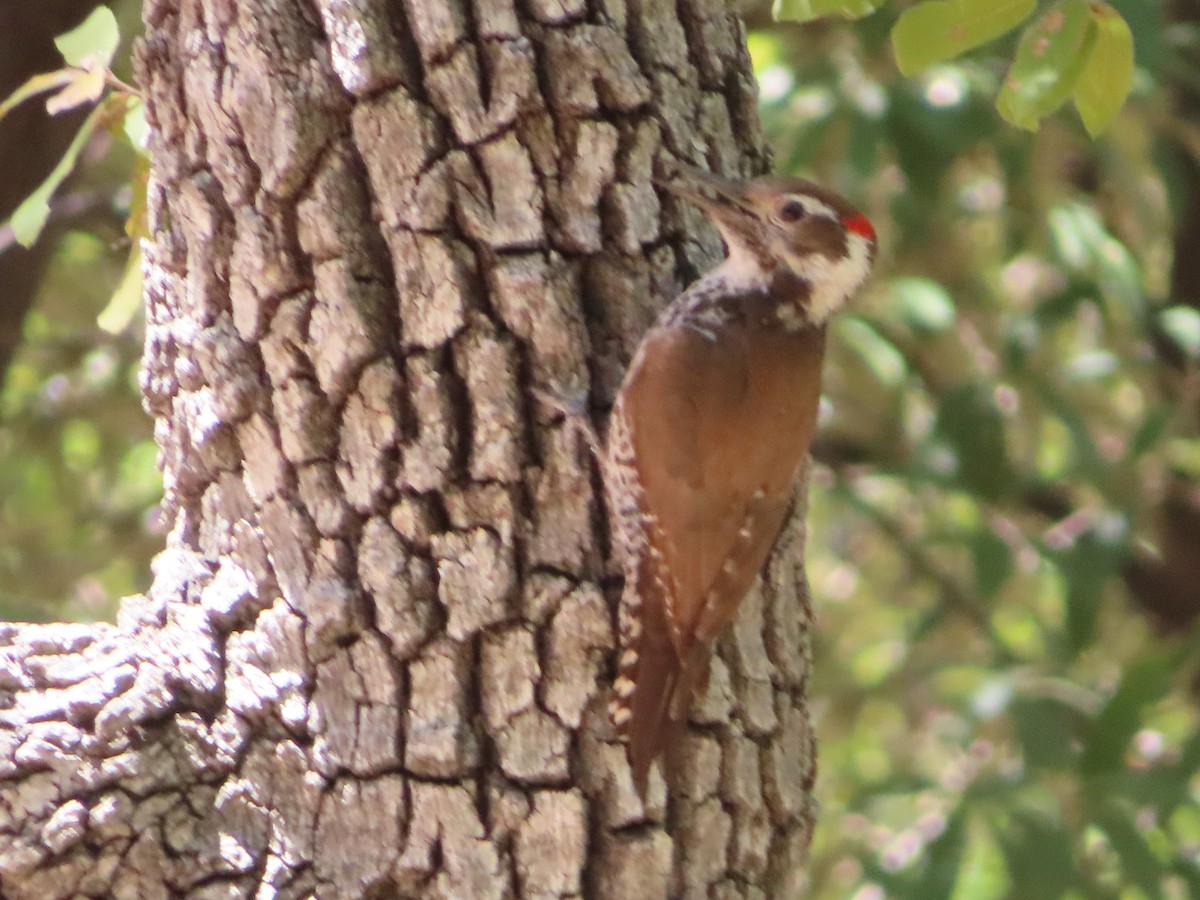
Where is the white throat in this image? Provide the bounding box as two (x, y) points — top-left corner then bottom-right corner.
(709, 230), (770, 291)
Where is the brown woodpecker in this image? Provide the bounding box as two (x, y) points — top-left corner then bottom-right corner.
(605, 165), (877, 796)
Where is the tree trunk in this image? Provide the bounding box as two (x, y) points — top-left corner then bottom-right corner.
(0, 0), (817, 896)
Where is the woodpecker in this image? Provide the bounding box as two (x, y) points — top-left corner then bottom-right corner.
(605, 165), (877, 797)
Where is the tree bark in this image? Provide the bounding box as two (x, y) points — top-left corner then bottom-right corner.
(0, 0), (818, 896)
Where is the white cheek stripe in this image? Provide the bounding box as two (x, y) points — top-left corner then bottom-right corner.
(781, 232), (873, 326)
(790, 194), (836, 222)
(701, 217), (874, 328)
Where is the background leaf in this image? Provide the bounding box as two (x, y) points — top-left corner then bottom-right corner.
(1159, 307), (1200, 359)
(839, 317), (910, 387)
(997, 0), (1096, 131)
(0, 70), (75, 123)
(1074, 3), (1135, 135)
(889, 277), (957, 333)
(892, 0), (1037, 76)
(774, 0), (884, 22)
(1081, 653), (1173, 775)
(54, 7), (120, 67)
(6, 104), (105, 247)
(932, 384), (1015, 499)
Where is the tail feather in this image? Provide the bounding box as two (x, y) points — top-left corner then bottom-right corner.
(612, 561), (713, 797)
(619, 592), (686, 796)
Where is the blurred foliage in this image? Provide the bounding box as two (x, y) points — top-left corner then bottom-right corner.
(1, 7), (146, 248)
(0, 233), (160, 622)
(750, 0), (1200, 895)
(0, 0), (154, 622)
(775, 0), (1136, 136)
(1, 0), (1199, 895)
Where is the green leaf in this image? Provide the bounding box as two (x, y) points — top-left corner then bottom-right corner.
(997, 0), (1097, 131)
(1081, 653), (1172, 775)
(970, 530), (1012, 599)
(61, 419), (102, 471)
(1129, 408), (1170, 458)
(55, 6), (120, 67)
(933, 384), (1015, 499)
(1159, 306), (1200, 360)
(0, 69), (76, 124)
(5, 104), (105, 247)
(773, 0), (884, 22)
(1090, 801), (1169, 894)
(1165, 438), (1200, 479)
(116, 440), (166, 508)
(890, 276), (956, 333)
(1046, 202), (1143, 313)
(97, 245), (143, 335)
(1013, 696), (1078, 768)
(1047, 203), (1096, 271)
(1074, 3), (1134, 135)
(950, 816), (1011, 900)
(124, 154), (150, 240)
(839, 317), (909, 387)
(892, 0), (1037, 76)
(123, 97), (148, 150)
(1051, 521), (1127, 653)
(909, 810), (967, 898)
(1095, 235), (1143, 314)
(998, 811), (1077, 900)
(1062, 349), (1118, 381)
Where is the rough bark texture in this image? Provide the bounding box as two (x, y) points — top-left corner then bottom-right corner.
(0, 0), (818, 896)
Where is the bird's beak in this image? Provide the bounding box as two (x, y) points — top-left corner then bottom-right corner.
(657, 164), (756, 229)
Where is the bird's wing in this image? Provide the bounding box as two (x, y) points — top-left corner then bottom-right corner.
(623, 321), (821, 647)
(611, 320), (824, 795)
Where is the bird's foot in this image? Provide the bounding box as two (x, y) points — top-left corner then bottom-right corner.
(531, 381), (600, 458)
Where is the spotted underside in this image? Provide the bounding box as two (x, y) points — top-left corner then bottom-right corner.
(604, 275), (828, 796)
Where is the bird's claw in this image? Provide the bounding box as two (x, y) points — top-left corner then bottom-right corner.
(532, 382), (600, 457)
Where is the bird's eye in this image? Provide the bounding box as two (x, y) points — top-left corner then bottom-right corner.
(779, 198), (806, 223)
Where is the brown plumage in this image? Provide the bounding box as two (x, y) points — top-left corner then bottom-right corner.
(605, 166), (877, 796)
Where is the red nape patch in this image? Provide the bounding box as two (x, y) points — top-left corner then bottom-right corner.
(842, 213), (876, 241)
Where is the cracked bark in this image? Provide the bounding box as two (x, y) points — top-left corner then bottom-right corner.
(0, 0), (818, 896)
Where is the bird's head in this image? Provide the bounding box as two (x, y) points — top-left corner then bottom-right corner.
(663, 165), (877, 324)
